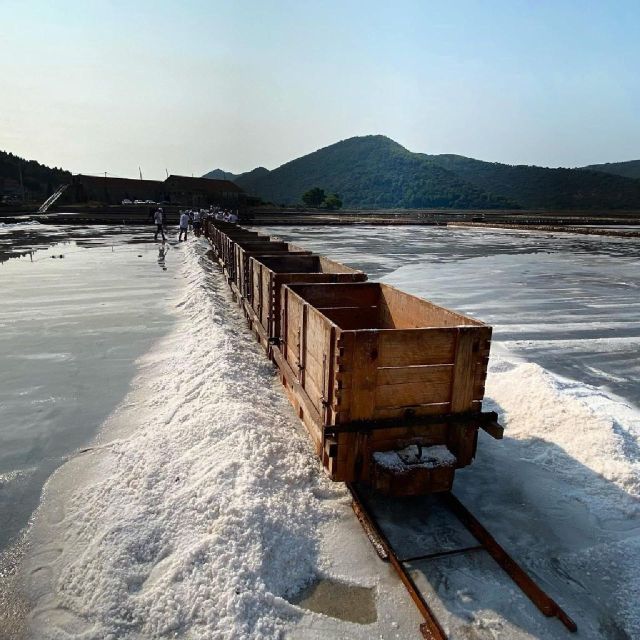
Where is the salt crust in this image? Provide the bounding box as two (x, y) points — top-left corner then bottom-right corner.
(27, 243), (343, 639)
(373, 445), (456, 472)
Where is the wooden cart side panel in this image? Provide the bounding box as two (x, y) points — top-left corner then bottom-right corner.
(379, 283), (484, 328)
(349, 332), (380, 420)
(264, 273), (367, 339)
(283, 290), (304, 374)
(451, 327), (491, 413)
(377, 329), (456, 367)
(287, 283), (380, 309)
(302, 306), (334, 413)
(333, 330), (356, 424)
(319, 306), (383, 330)
(370, 364), (454, 413)
(261, 272), (273, 330)
(317, 256), (364, 275)
(251, 258), (262, 319)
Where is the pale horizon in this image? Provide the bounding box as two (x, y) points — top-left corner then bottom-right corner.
(2, 0), (639, 180)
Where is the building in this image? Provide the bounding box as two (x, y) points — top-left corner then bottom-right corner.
(70, 175), (165, 204)
(69, 174), (245, 208)
(164, 175), (244, 208)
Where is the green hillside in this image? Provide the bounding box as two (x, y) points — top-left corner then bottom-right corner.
(0, 150), (70, 200)
(581, 160), (640, 181)
(232, 136), (515, 209)
(426, 154), (640, 209)
(206, 136), (640, 210)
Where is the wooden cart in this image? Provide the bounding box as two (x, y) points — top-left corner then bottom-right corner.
(273, 282), (500, 495)
(250, 254), (367, 342)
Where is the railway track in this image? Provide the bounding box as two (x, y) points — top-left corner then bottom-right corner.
(348, 483), (577, 639)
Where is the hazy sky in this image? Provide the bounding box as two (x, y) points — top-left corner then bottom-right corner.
(1, 0), (639, 179)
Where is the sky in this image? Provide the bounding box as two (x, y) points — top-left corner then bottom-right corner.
(1, 0), (639, 180)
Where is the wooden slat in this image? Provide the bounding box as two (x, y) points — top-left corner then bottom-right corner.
(377, 329), (456, 367)
(379, 282), (485, 328)
(371, 403), (452, 420)
(377, 364), (453, 386)
(375, 380), (452, 408)
(349, 332), (379, 420)
(286, 282), (380, 309)
(450, 328), (477, 413)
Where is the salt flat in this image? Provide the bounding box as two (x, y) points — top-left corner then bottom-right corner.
(3, 223), (639, 639)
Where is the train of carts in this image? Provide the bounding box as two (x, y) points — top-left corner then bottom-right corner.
(203, 219), (577, 639)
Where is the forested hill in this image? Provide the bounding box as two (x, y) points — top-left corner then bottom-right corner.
(205, 136), (640, 210)
(0, 150), (70, 199)
(424, 154), (640, 210)
(231, 136), (516, 209)
(581, 160), (640, 181)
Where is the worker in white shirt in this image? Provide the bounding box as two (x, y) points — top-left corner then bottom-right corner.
(192, 209), (202, 237)
(178, 211), (190, 241)
(153, 208), (165, 242)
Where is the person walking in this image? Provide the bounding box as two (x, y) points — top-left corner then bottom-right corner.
(178, 210), (190, 242)
(192, 209), (202, 237)
(153, 207), (165, 242)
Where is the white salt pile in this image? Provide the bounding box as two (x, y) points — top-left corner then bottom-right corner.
(24, 242), (343, 639)
(486, 361), (640, 507)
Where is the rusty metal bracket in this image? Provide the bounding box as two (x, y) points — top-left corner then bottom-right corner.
(325, 410), (503, 436)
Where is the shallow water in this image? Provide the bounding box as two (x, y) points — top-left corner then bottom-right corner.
(0, 224), (180, 606)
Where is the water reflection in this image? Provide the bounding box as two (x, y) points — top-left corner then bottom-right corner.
(158, 244), (167, 270)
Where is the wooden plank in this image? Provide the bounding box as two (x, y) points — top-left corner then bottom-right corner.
(272, 346), (324, 450)
(367, 423), (448, 444)
(287, 282), (380, 309)
(377, 364), (453, 386)
(324, 325), (337, 425)
(379, 283), (484, 328)
(349, 332), (379, 420)
(284, 291), (303, 372)
(450, 328), (477, 413)
(320, 306), (381, 330)
(371, 403), (452, 420)
(300, 303), (308, 385)
(375, 379), (452, 408)
(377, 329), (456, 367)
(334, 331), (356, 423)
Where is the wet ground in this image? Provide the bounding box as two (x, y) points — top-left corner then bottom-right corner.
(0, 223), (182, 637)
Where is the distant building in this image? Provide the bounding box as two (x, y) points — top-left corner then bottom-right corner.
(70, 175), (165, 204)
(69, 174), (245, 208)
(164, 175), (244, 207)
(1, 177), (22, 197)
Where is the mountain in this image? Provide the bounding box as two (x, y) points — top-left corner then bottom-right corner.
(202, 168), (239, 181)
(581, 160), (640, 181)
(229, 136), (516, 209)
(0, 150), (70, 200)
(204, 136), (640, 210)
(424, 154), (640, 210)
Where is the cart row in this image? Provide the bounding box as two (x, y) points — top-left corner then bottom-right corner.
(203, 218), (502, 495)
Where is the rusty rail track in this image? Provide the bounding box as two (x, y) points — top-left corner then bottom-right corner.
(348, 483), (577, 639)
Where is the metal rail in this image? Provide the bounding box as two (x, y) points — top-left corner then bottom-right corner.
(349, 483), (447, 640)
(348, 484), (577, 639)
